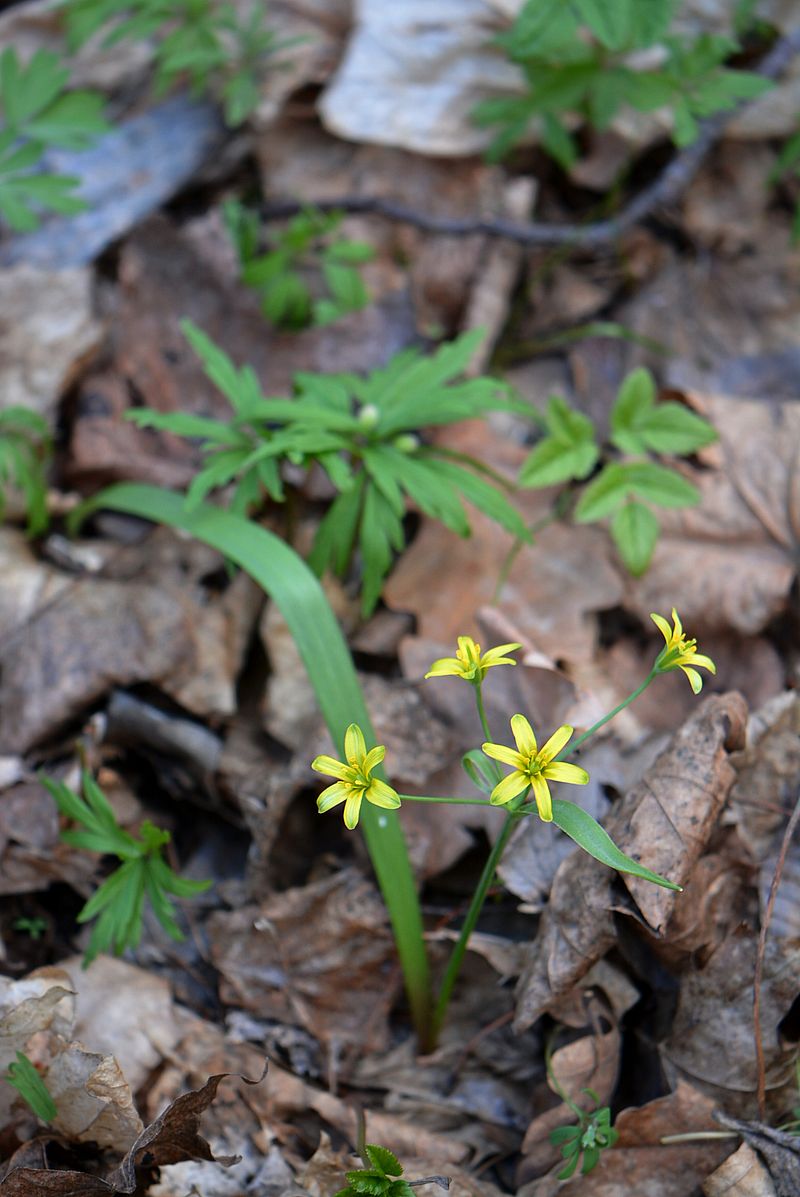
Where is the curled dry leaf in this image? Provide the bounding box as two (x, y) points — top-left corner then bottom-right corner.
(515, 692), (747, 1030)
(0, 1067), (266, 1195)
(0, 969), (75, 1127)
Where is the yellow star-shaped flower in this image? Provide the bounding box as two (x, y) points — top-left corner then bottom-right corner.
(481, 715), (589, 821)
(651, 608), (716, 694)
(425, 636), (521, 684)
(311, 723), (401, 830)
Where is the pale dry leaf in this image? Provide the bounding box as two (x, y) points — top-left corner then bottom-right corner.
(44, 1042), (142, 1151)
(714, 1115), (800, 1197)
(703, 1142), (777, 1197)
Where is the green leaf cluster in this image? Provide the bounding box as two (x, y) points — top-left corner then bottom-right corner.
(62, 0), (299, 127)
(42, 770), (211, 967)
(0, 406), (53, 534)
(225, 200), (375, 329)
(335, 1144), (414, 1197)
(550, 1089), (619, 1179)
(473, 0), (772, 165)
(6, 1052), (58, 1123)
(0, 48), (107, 231)
(518, 367), (716, 575)
(128, 321), (530, 614)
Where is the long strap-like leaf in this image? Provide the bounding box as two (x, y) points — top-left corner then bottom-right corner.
(73, 483), (432, 1043)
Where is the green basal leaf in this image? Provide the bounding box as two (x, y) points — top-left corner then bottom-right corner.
(611, 500), (659, 575)
(551, 797), (681, 890)
(6, 1052), (57, 1123)
(624, 461), (700, 507)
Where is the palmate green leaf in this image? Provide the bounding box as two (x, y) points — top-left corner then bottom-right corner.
(126, 409), (245, 445)
(575, 461), (699, 521)
(308, 473), (367, 578)
(574, 0), (631, 51)
(384, 449), (469, 537)
(73, 483), (431, 1042)
(41, 772), (140, 858)
(573, 462), (629, 521)
(519, 436), (598, 487)
(359, 483), (405, 616)
(428, 456), (529, 540)
(616, 401), (718, 456)
(6, 1052), (57, 1123)
(0, 49), (69, 129)
(321, 261), (369, 313)
(357, 330), (485, 418)
(611, 500), (659, 575)
(551, 797), (681, 890)
(181, 319), (264, 413)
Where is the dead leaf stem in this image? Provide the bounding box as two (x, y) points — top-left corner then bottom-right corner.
(260, 30), (800, 250)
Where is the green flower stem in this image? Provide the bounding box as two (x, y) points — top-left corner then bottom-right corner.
(560, 670), (657, 759)
(431, 811), (518, 1043)
(474, 685), (502, 782)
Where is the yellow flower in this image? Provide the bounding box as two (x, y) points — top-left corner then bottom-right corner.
(651, 608), (716, 694)
(481, 715), (589, 821)
(425, 635), (521, 684)
(311, 723), (401, 830)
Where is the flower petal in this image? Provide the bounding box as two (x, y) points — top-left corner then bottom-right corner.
(681, 665), (704, 694)
(510, 713), (537, 756)
(424, 657), (462, 679)
(544, 761), (589, 786)
(366, 779), (402, 809)
(530, 773), (553, 822)
(482, 742), (526, 769)
(682, 651), (716, 673)
(344, 723), (367, 765)
(362, 745), (386, 774)
(311, 755), (353, 781)
(671, 607), (683, 638)
(343, 791), (363, 829)
(650, 612), (672, 644)
(537, 724), (574, 765)
(481, 643), (521, 666)
(317, 782), (349, 812)
(489, 771), (529, 806)
(457, 635), (480, 658)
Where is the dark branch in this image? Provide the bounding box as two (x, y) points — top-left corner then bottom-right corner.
(260, 28), (800, 249)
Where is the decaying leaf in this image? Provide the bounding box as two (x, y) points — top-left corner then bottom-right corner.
(703, 1142), (778, 1197)
(207, 869), (397, 1051)
(714, 1115), (800, 1197)
(515, 692), (747, 1029)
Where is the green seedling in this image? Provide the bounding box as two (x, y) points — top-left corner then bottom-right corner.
(0, 48), (107, 231)
(473, 0), (772, 165)
(6, 1051), (58, 1123)
(518, 367), (717, 575)
(12, 916), (49, 940)
(42, 770), (210, 966)
(127, 321), (530, 614)
(0, 406), (53, 534)
(225, 200), (376, 329)
(550, 1088), (619, 1179)
(62, 0), (299, 127)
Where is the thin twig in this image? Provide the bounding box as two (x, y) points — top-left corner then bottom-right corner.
(261, 29), (800, 249)
(753, 791), (800, 1119)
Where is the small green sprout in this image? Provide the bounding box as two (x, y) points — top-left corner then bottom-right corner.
(41, 770), (211, 966)
(0, 406), (53, 535)
(62, 0), (300, 127)
(473, 1), (772, 165)
(6, 1051), (57, 1123)
(550, 1088), (619, 1179)
(335, 1143), (449, 1197)
(0, 48), (108, 231)
(225, 201), (375, 329)
(12, 916), (48, 940)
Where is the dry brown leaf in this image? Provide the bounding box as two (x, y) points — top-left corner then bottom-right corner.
(714, 1115), (800, 1197)
(207, 869), (397, 1052)
(520, 1081), (734, 1197)
(661, 934), (800, 1119)
(43, 1042), (142, 1151)
(514, 692), (747, 1030)
(703, 1142), (777, 1197)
